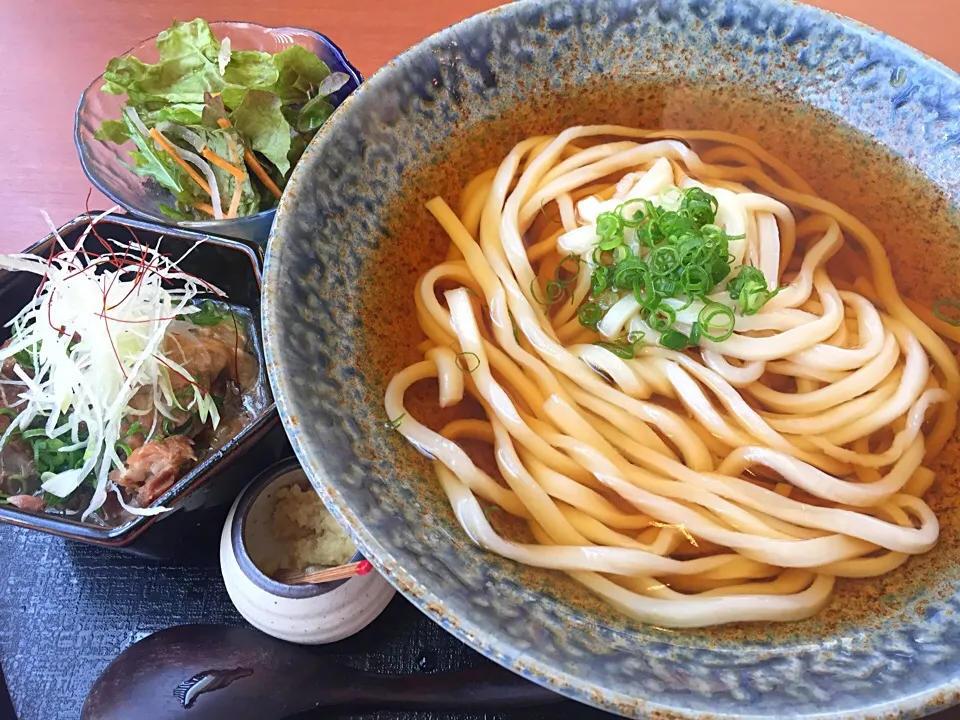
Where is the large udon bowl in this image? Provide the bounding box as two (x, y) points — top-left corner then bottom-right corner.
(263, 1), (960, 717)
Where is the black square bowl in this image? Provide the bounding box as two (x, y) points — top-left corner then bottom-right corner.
(0, 214), (285, 558)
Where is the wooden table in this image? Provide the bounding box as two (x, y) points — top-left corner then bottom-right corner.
(0, 0), (953, 253)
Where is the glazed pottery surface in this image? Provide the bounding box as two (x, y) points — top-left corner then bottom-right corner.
(263, 0), (960, 716)
(221, 459), (395, 644)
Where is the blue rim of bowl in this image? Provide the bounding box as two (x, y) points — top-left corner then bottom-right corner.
(73, 20), (364, 233)
(0, 212), (277, 546)
(263, 0), (960, 718)
(230, 457), (365, 598)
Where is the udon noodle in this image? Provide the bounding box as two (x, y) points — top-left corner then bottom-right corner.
(384, 126), (960, 627)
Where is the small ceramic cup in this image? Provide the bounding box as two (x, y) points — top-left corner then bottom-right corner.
(220, 457), (395, 644)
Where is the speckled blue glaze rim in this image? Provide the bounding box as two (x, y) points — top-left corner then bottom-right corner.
(262, 0), (960, 718)
(231, 457), (364, 598)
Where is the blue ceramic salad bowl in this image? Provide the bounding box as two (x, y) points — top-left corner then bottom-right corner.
(263, 0), (960, 717)
(75, 21), (362, 246)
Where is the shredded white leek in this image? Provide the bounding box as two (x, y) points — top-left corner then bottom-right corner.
(218, 37), (231, 76)
(0, 214), (225, 519)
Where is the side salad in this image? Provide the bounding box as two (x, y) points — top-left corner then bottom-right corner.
(95, 19), (350, 221)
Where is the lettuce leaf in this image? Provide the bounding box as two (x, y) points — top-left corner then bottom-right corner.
(269, 46), (331, 104)
(95, 18), (349, 218)
(156, 19), (221, 64)
(296, 95), (335, 134)
(201, 92), (228, 127)
(287, 132), (313, 169)
(120, 112), (186, 195)
(223, 50), (278, 89)
(94, 119), (130, 144)
(102, 19), (227, 106)
(144, 104), (205, 125)
(102, 48), (226, 106)
(230, 90), (292, 176)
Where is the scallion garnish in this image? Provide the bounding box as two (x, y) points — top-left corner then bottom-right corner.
(659, 329), (693, 350)
(698, 302), (735, 342)
(578, 303), (604, 331)
(933, 299), (960, 327)
(593, 340), (638, 359)
(727, 265), (780, 316)
(456, 352), (481, 373)
(531, 254), (582, 311)
(593, 331), (645, 360)
(575, 186), (778, 353)
(179, 299), (231, 327)
(385, 414), (406, 430)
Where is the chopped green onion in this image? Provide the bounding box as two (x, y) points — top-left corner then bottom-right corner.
(698, 302), (736, 342)
(596, 212), (623, 248)
(575, 186), (750, 346)
(659, 330), (692, 350)
(644, 305), (676, 333)
(593, 340), (637, 360)
(544, 280), (566, 305)
(689, 321), (702, 345)
(163, 415), (195, 436)
(529, 278), (548, 307)
(556, 254), (581, 283)
(456, 352), (481, 373)
(180, 299), (231, 327)
(933, 299), (960, 327)
(532, 254), (584, 311)
(727, 265), (779, 315)
(616, 198), (650, 227)
(385, 414), (406, 430)
(648, 246), (680, 276)
(680, 265), (711, 296)
(578, 303), (603, 331)
(590, 265), (610, 295)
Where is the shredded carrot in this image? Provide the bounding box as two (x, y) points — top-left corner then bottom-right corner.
(193, 202), (216, 216)
(148, 128), (211, 194)
(225, 136), (244, 220)
(244, 148), (283, 199)
(217, 117), (283, 200)
(201, 147), (245, 181)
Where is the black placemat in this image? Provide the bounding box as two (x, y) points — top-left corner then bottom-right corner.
(0, 523), (614, 720)
(4, 525), (960, 720)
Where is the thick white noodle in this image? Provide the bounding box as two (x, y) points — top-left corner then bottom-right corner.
(383, 126), (959, 627)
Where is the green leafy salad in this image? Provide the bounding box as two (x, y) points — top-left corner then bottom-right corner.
(94, 18), (350, 221)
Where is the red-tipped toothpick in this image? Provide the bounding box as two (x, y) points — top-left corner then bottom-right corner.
(274, 559), (374, 585)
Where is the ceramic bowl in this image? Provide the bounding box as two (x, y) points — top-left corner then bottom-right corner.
(0, 213), (283, 557)
(220, 458), (395, 644)
(74, 21), (363, 245)
(262, 0), (960, 717)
